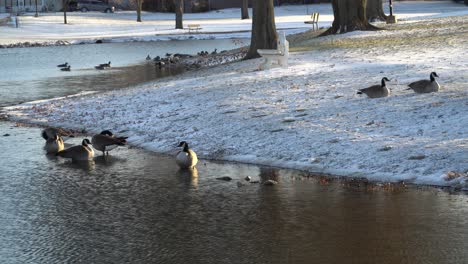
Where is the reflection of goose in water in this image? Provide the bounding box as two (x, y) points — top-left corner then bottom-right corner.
(176, 167), (199, 189)
(60, 65), (71, 71)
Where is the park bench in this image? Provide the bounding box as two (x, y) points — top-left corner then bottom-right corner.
(304, 12), (320, 25)
(257, 31), (289, 70)
(187, 24), (202, 33)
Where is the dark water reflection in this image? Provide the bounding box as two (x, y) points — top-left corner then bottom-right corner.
(0, 63), (184, 107)
(1, 123), (467, 264)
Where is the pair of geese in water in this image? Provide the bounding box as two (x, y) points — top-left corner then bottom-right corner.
(42, 128), (198, 169)
(56, 61), (111, 71)
(357, 72), (440, 98)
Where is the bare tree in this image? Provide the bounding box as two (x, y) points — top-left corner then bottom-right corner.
(63, 0), (69, 24)
(245, 0), (277, 59)
(241, 0), (249, 20)
(322, 0), (379, 36)
(136, 0), (144, 22)
(175, 0), (183, 29)
(366, 0), (387, 21)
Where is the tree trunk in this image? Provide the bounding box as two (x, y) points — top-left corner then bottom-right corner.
(245, 0), (277, 59)
(136, 0), (143, 22)
(63, 0), (68, 24)
(322, 0), (380, 36)
(241, 0), (249, 20)
(366, 0), (386, 22)
(175, 0), (183, 29)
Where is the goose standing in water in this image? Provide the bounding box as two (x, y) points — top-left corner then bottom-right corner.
(57, 62), (68, 68)
(91, 130), (128, 155)
(41, 127), (75, 140)
(176, 141), (198, 169)
(44, 134), (65, 154)
(357, 77), (391, 98)
(56, 139), (94, 161)
(408, 72), (440, 93)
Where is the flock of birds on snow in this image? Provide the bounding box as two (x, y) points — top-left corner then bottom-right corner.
(42, 128), (198, 169)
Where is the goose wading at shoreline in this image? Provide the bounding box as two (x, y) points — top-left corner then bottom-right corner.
(56, 139), (94, 161)
(176, 141), (198, 169)
(357, 77), (391, 98)
(44, 134), (65, 154)
(91, 130), (128, 155)
(41, 127), (75, 140)
(407, 72), (440, 93)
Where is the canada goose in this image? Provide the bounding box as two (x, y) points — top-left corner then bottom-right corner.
(153, 56), (161, 62)
(57, 62), (68, 68)
(408, 72), (440, 93)
(211, 48), (217, 55)
(176, 141), (198, 169)
(357, 77), (391, 98)
(60, 65), (71, 71)
(95, 65), (105, 70)
(91, 130), (127, 155)
(41, 127), (75, 140)
(44, 134), (65, 154)
(98, 61), (111, 68)
(56, 139), (94, 161)
(146, 55), (151, 60)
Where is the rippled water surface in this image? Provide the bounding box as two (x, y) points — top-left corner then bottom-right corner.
(1, 123), (468, 264)
(1, 40), (468, 264)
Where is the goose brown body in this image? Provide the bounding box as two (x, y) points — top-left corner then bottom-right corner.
(357, 77), (391, 98)
(91, 130), (127, 155)
(44, 135), (65, 154)
(56, 139), (94, 161)
(408, 72), (440, 93)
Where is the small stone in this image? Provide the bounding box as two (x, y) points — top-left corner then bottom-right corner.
(216, 176), (232, 181)
(3, 133), (10, 136)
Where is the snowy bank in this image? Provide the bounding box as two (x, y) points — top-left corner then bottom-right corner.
(4, 12), (468, 187)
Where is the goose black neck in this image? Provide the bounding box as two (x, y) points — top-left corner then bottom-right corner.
(381, 78), (387, 87)
(430, 73), (435, 82)
(183, 143), (189, 152)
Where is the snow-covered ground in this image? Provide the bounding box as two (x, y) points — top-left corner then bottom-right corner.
(0, 1), (466, 45)
(3, 2), (468, 188)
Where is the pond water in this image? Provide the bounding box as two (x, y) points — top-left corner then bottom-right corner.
(1, 40), (468, 263)
(0, 39), (247, 106)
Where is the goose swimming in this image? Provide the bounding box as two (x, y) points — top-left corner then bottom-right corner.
(44, 134), (65, 154)
(56, 139), (94, 161)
